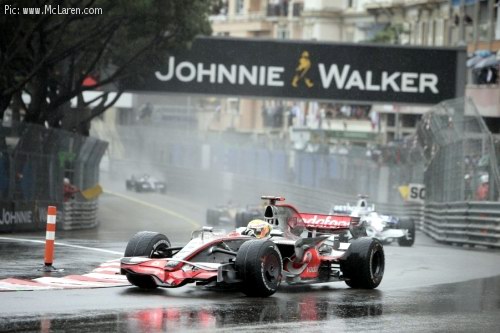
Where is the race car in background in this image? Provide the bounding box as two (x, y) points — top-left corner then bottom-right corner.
(206, 203), (263, 228)
(126, 174), (167, 194)
(330, 195), (415, 247)
(121, 196), (385, 297)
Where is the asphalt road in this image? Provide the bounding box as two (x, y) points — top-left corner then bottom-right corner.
(0, 178), (499, 332)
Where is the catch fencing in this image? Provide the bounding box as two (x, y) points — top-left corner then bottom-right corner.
(413, 97), (500, 248)
(0, 124), (107, 232)
(417, 97), (499, 202)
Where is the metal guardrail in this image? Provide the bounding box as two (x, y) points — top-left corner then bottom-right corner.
(423, 201), (500, 248)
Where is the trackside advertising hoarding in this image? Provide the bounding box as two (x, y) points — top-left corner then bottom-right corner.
(125, 37), (465, 105)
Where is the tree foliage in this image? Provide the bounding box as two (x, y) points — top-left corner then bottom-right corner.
(369, 24), (408, 45)
(0, 0), (213, 134)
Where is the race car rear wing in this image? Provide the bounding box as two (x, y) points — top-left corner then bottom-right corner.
(299, 213), (359, 232)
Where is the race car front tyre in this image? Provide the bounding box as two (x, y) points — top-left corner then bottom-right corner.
(124, 231), (171, 258)
(123, 231), (171, 290)
(236, 240), (282, 297)
(397, 219), (416, 247)
(341, 237), (384, 289)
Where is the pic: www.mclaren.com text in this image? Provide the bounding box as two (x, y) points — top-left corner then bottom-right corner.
(3, 4), (102, 16)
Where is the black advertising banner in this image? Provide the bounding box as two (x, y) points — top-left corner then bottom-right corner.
(125, 37), (465, 105)
(0, 201), (36, 232)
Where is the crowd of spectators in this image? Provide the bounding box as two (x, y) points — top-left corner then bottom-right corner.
(262, 102), (373, 129)
(464, 154), (492, 201)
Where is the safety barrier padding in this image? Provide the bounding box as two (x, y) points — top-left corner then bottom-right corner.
(61, 200), (99, 230)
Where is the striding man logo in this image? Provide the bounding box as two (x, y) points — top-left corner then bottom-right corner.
(292, 50), (314, 88)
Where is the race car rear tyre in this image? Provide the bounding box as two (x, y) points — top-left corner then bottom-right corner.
(235, 211), (262, 229)
(235, 211), (251, 228)
(236, 240), (282, 297)
(341, 237), (384, 289)
(206, 209), (218, 226)
(235, 212), (245, 228)
(124, 231), (171, 258)
(398, 219), (416, 247)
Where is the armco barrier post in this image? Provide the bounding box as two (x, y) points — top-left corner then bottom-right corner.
(41, 206), (59, 272)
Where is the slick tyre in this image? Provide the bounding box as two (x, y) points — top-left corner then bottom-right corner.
(235, 211), (256, 228)
(341, 237), (384, 289)
(235, 212), (245, 228)
(236, 240), (282, 297)
(123, 231), (171, 290)
(398, 219), (416, 247)
(206, 209), (218, 226)
(124, 231), (171, 258)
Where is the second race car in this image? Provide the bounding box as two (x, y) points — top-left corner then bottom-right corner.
(126, 174), (167, 194)
(206, 202), (263, 228)
(121, 196), (385, 297)
(330, 195), (415, 246)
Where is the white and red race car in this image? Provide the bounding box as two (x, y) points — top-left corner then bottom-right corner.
(120, 196), (385, 297)
(331, 195), (415, 246)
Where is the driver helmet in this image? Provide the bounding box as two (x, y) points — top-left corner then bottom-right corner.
(246, 219), (272, 239)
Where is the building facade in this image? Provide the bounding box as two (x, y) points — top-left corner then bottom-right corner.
(208, 0), (500, 145)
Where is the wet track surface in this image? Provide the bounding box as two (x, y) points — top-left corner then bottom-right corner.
(0, 177), (500, 332)
(0, 272), (499, 332)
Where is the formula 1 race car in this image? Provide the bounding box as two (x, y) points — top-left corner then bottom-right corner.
(125, 174), (167, 194)
(330, 196), (415, 247)
(206, 203), (263, 228)
(120, 196), (385, 297)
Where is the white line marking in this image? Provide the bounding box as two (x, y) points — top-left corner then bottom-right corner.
(0, 237), (122, 255)
(105, 190), (201, 228)
(33, 277), (116, 287)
